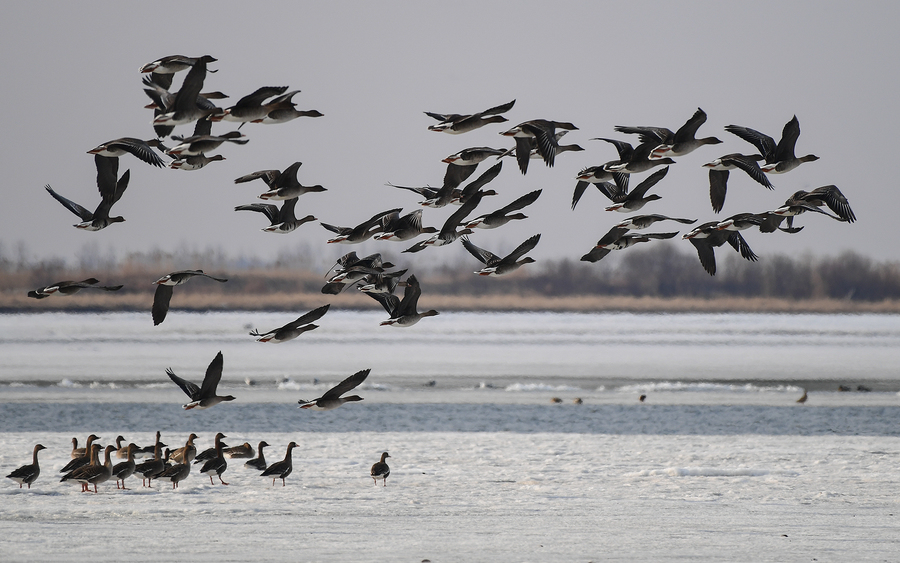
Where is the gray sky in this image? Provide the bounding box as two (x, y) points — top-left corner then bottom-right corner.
(2, 1), (897, 274)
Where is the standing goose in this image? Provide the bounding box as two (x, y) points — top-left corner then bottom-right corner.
(245, 441), (270, 471)
(249, 304), (330, 343)
(60, 443), (101, 492)
(6, 444), (46, 489)
(158, 454), (191, 489)
(615, 108), (722, 159)
(170, 433), (199, 464)
(28, 278), (122, 299)
(111, 444), (137, 489)
(461, 234), (541, 276)
(133, 438), (166, 487)
(702, 153), (774, 213)
(65, 445), (115, 493)
(500, 119), (579, 173)
(261, 442), (298, 486)
(114, 436), (128, 458)
(370, 452), (390, 486)
(235, 198), (316, 234)
(682, 221), (759, 276)
(152, 270), (228, 326)
(134, 431), (165, 460)
(167, 351), (235, 410)
(87, 137), (166, 168)
(70, 437), (81, 459)
(299, 369), (370, 410)
(604, 166), (670, 212)
(725, 116), (819, 174)
(426, 99), (515, 134)
(45, 154), (129, 231)
(199, 433), (229, 485)
(464, 189), (542, 230)
(60, 434), (100, 473)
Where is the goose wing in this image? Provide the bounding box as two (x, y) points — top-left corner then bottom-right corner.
(322, 369), (371, 400)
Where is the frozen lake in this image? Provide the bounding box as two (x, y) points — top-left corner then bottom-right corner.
(1, 311), (899, 561)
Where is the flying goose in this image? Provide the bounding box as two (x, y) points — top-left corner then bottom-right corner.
(166, 351), (236, 410)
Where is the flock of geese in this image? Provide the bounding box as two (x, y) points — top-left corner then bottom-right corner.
(7, 431), (390, 491)
(12, 53), (857, 491)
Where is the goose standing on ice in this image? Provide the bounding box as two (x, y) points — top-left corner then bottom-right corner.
(6, 444), (46, 489)
(198, 433), (229, 485)
(261, 442), (297, 486)
(370, 452), (391, 486)
(245, 441), (270, 471)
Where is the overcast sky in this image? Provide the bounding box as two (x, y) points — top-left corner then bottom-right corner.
(2, 1), (897, 275)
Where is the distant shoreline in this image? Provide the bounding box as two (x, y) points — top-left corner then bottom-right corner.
(4, 291), (899, 314)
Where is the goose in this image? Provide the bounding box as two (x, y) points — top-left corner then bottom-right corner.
(254, 90), (324, 124)
(261, 442), (297, 486)
(322, 208), (401, 244)
(356, 269), (408, 294)
(581, 228), (679, 263)
(615, 108), (722, 159)
(500, 119), (578, 173)
(370, 452), (390, 486)
(373, 209), (438, 241)
(299, 369), (370, 410)
(613, 214), (696, 231)
(158, 454), (191, 489)
(402, 191), (486, 253)
(464, 189), (542, 229)
(60, 443), (101, 492)
(249, 304), (330, 343)
(771, 185), (856, 226)
(198, 433), (229, 485)
(70, 437), (81, 459)
(133, 440), (166, 487)
(45, 154), (129, 231)
(87, 137), (166, 168)
(440, 147), (507, 190)
(245, 441), (270, 471)
(111, 444), (137, 489)
(210, 86), (289, 124)
(28, 278), (122, 299)
(152, 56), (219, 127)
(725, 116), (819, 174)
(223, 442), (254, 459)
(367, 275), (439, 327)
(140, 55), (215, 74)
(169, 433), (199, 464)
(166, 351), (236, 410)
(682, 222), (759, 276)
(571, 140), (633, 210)
(499, 131), (584, 166)
(166, 131), (248, 157)
(134, 431), (165, 460)
(114, 436), (128, 459)
(65, 444), (115, 493)
(141, 72), (226, 138)
(426, 99), (515, 134)
(6, 444), (46, 489)
(702, 153), (774, 213)
(323, 261), (398, 295)
(714, 212), (804, 234)
(462, 234), (541, 276)
(168, 154), (225, 170)
(405, 161), (502, 209)
(60, 434), (100, 473)
(235, 198), (316, 234)
(250, 162), (327, 200)
(152, 270), (228, 326)
(603, 141), (675, 175)
(603, 166), (670, 212)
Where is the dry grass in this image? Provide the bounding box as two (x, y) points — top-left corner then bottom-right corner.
(5, 287), (900, 314)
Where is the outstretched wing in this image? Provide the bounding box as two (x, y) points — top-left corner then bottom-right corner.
(45, 185), (93, 221)
(461, 236), (500, 266)
(152, 284), (174, 326)
(283, 304), (331, 330)
(322, 369), (371, 400)
(199, 351), (225, 398)
(166, 367), (200, 400)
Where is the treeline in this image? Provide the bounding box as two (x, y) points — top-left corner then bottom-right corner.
(3, 242), (900, 303)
